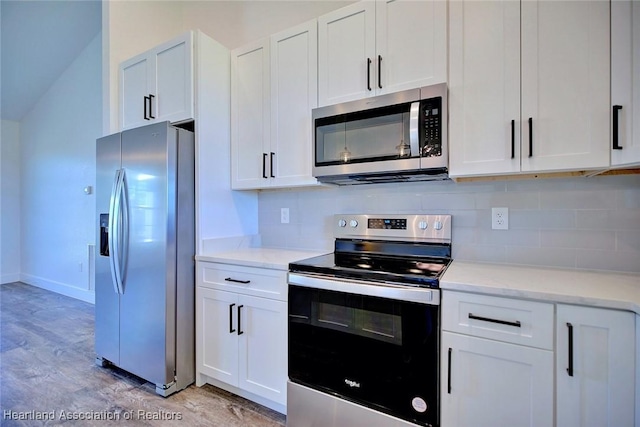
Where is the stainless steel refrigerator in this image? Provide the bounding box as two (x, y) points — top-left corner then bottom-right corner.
(95, 121), (195, 396)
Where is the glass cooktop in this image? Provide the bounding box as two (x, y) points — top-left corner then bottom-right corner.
(289, 239), (451, 288)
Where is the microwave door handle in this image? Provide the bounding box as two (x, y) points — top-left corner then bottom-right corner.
(409, 101), (420, 157)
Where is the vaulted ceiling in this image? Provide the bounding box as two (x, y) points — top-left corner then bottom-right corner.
(1, 0), (102, 121)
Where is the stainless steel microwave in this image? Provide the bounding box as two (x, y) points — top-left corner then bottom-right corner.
(312, 83), (448, 185)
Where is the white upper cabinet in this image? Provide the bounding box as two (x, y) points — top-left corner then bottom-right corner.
(448, 0), (521, 176)
(611, 0), (640, 167)
(556, 305), (635, 427)
(120, 32), (193, 130)
(520, 1), (610, 172)
(231, 39), (271, 190)
(269, 20), (319, 188)
(449, 0), (610, 177)
(232, 20), (318, 190)
(375, 0), (447, 95)
(318, 0), (446, 107)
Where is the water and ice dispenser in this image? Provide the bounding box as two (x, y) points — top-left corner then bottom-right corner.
(99, 213), (109, 257)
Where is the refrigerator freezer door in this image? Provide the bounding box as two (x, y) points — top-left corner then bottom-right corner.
(118, 122), (177, 386)
(95, 132), (122, 365)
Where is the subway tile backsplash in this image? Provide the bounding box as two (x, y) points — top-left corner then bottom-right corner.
(258, 174), (640, 273)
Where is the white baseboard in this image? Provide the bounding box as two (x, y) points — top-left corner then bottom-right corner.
(20, 274), (95, 304)
(1, 273), (21, 284)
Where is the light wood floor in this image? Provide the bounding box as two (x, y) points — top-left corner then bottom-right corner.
(0, 282), (286, 426)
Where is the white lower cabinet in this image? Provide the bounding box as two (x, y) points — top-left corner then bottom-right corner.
(441, 332), (553, 427)
(441, 291), (637, 427)
(440, 291), (554, 427)
(556, 304), (635, 427)
(195, 261), (288, 412)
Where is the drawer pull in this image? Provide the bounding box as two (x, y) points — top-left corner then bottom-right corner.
(566, 322), (574, 377)
(225, 277), (251, 284)
(468, 313), (521, 328)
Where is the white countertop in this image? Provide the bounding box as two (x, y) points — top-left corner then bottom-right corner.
(441, 261), (640, 315)
(196, 247), (327, 271)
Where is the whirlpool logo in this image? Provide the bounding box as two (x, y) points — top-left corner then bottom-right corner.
(344, 379), (361, 388)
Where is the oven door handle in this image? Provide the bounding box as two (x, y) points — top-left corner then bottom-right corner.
(288, 273), (439, 305)
(409, 101), (420, 157)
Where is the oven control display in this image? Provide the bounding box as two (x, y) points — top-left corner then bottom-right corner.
(368, 218), (407, 230)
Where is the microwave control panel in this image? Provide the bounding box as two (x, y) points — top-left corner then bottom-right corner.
(421, 97), (442, 158)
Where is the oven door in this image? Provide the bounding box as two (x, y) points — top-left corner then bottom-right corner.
(288, 282), (439, 427)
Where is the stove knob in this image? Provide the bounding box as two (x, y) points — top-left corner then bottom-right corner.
(418, 221), (428, 230)
(433, 221), (443, 230)
(349, 219), (359, 228)
(338, 219), (347, 228)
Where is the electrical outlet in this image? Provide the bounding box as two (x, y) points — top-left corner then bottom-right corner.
(281, 208), (290, 224)
(492, 207), (509, 230)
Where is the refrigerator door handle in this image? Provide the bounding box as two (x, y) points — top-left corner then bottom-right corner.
(108, 169), (123, 294)
(108, 168), (126, 295)
(119, 169), (130, 292)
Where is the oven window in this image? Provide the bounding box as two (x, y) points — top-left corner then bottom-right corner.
(316, 300), (402, 345)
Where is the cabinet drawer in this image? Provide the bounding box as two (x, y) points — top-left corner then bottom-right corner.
(442, 291), (554, 350)
(197, 262), (287, 301)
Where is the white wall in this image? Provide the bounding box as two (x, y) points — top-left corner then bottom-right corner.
(19, 33), (102, 302)
(259, 174), (640, 273)
(1, 120), (21, 283)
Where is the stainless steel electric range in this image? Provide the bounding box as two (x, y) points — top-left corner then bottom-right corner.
(287, 214), (452, 427)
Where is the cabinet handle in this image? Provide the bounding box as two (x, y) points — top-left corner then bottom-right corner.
(613, 105), (623, 150)
(468, 313), (522, 328)
(237, 305), (244, 335)
(447, 347), (452, 394)
(148, 94), (155, 119)
(270, 152), (275, 178)
(225, 277), (251, 284)
(144, 96), (150, 120)
(511, 119), (515, 159)
(528, 117), (533, 157)
(262, 153), (268, 179)
(378, 55), (382, 89)
(567, 322), (574, 377)
(229, 303), (236, 333)
(367, 58), (372, 91)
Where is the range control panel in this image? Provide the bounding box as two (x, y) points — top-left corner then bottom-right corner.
(334, 214), (451, 243)
(368, 218), (407, 230)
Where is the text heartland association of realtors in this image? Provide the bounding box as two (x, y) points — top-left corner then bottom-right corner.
(2, 409), (183, 421)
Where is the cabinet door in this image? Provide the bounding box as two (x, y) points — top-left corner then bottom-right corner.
(612, 0), (640, 167)
(231, 39), (271, 189)
(448, 0), (521, 177)
(270, 20), (318, 188)
(441, 332), (553, 427)
(121, 54), (154, 130)
(237, 295), (287, 405)
(521, 0), (610, 172)
(318, 1), (376, 106)
(152, 33), (193, 125)
(375, 0), (446, 95)
(556, 305), (635, 427)
(197, 287), (239, 387)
